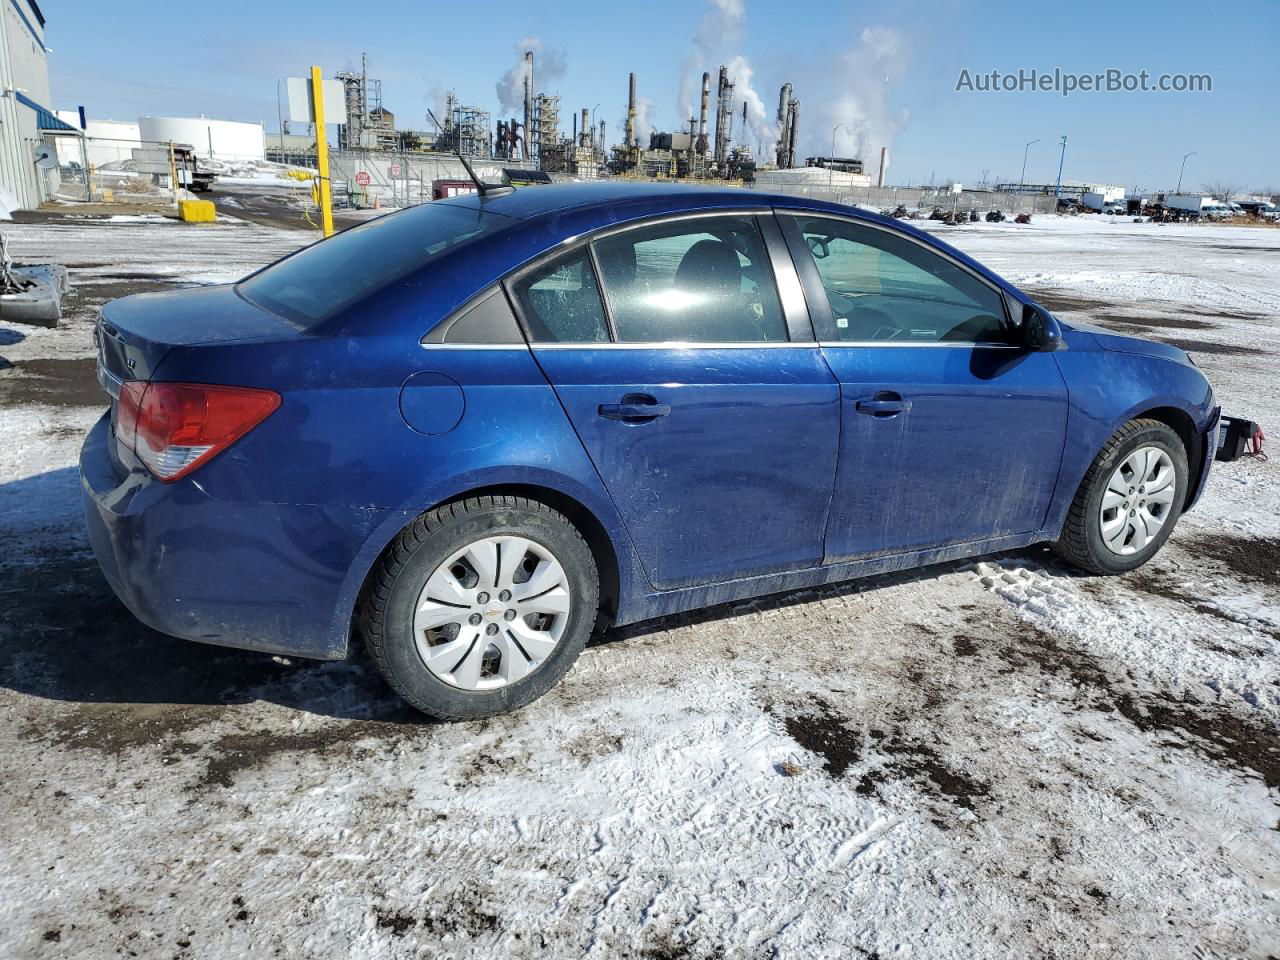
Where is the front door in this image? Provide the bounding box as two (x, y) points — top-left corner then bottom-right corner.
(510, 213), (840, 591)
(779, 211), (1069, 562)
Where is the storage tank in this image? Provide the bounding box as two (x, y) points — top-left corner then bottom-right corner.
(137, 117), (265, 161)
(53, 114), (141, 167)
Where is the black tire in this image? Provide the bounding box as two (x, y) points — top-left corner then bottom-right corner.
(361, 495), (599, 720)
(1054, 418), (1188, 574)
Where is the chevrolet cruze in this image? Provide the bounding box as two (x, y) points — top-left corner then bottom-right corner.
(82, 182), (1221, 718)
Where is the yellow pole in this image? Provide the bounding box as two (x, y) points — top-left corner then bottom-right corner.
(167, 141), (180, 207)
(310, 65), (334, 237)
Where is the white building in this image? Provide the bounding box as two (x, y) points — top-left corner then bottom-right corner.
(0, 1), (74, 211)
(53, 113), (140, 167)
(753, 166), (873, 191)
(138, 116), (264, 162)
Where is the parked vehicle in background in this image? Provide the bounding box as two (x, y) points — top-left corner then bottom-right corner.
(1238, 200), (1279, 220)
(1163, 193), (1216, 218)
(82, 182), (1228, 719)
(1081, 190), (1126, 214)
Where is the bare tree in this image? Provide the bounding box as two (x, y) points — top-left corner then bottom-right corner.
(1201, 180), (1241, 202)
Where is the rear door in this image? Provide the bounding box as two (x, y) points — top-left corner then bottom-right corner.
(510, 212), (840, 591)
(778, 211), (1069, 562)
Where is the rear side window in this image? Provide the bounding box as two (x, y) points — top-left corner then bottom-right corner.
(788, 215), (1009, 343)
(511, 249), (610, 343)
(591, 216), (787, 343)
(238, 202), (511, 328)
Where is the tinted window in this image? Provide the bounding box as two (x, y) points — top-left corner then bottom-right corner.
(238, 202), (510, 328)
(593, 216), (787, 343)
(789, 216), (1008, 343)
(511, 249), (609, 343)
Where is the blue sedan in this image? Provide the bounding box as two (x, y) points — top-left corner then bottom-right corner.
(82, 183), (1220, 718)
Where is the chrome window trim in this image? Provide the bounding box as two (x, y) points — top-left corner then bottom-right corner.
(530, 341), (818, 351)
(817, 340), (1019, 350)
(418, 343), (531, 351)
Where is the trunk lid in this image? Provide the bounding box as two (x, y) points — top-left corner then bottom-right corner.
(96, 284), (299, 387)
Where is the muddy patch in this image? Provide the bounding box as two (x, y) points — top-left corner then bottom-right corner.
(1022, 289), (1115, 314)
(770, 696), (862, 777)
(1125, 568), (1278, 648)
(771, 697), (990, 816)
(0, 357), (104, 408)
(1189, 534), (1280, 586)
(1154, 337), (1266, 357)
(994, 621), (1280, 789)
(197, 722), (429, 790)
(371, 899), (499, 941)
(1091, 313), (1218, 331)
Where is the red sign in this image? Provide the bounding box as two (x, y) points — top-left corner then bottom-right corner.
(389, 163), (401, 177)
(355, 171), (371, 186)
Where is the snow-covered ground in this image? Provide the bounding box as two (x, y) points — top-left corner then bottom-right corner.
(0, 212), (1276, 959)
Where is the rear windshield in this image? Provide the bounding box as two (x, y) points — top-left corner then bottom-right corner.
(237, 202), (512, 328)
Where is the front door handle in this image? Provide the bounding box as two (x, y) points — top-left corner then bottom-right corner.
(855, 394), (911, 417)
(598, 394), (671, 422)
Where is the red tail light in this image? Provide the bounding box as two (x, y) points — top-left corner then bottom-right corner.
(117, 382), (280, 482)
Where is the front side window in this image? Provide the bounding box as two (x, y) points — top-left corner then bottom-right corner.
(511, 249), (610, 343)
(592, 216), (787, 343)
(787, 215), (1009, 344)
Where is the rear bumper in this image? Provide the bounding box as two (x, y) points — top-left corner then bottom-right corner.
(80, 412), (394, 660)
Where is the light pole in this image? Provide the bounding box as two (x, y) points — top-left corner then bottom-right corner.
(1176, 151), (1196, 193)
(1053, 134), (1067, 198)
(1019, 138), (1039, 193)
(830, 122), (849, 191)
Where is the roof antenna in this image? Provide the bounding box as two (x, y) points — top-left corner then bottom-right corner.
(455, 152), (511, 197)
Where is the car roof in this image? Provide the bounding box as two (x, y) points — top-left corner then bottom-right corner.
(436, 180), (850, 224)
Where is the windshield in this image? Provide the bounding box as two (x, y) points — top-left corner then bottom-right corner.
(238, 202), (513, 328)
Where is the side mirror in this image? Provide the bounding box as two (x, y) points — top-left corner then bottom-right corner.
(1020, 302), (1063, 352)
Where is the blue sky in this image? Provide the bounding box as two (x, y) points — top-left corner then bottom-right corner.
(48, 0), (1279, 190)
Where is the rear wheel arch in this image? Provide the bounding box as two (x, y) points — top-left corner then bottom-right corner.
(350, 483), (621, 653)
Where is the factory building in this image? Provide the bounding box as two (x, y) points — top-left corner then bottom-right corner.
(0, 1), (74, 211)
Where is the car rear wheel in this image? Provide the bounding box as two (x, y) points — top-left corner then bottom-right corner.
(362, 496), (599, 719)
(1054, 419), (1188, 574)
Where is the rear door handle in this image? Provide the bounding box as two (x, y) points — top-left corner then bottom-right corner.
(855, 395), (911, 416)
(598, 394), (671, 422)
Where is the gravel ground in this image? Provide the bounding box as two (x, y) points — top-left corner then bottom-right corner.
(0, 208), (1276, 959)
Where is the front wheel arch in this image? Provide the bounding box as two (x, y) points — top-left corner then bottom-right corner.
(1129, 405), (1203, 511)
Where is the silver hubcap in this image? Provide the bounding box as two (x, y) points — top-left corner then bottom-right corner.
(1099, 445), (1177, 556)
(412, 536), (571, 690)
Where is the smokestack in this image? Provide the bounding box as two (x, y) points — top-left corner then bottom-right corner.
(776, 83), (793, 167)
(786, 99), (799, 170)
(713, 65), (732, 167)
(581, 108), (590, 147)
(697, 71), (710, 155)
(877, 146), (889, 188)
(626, 72), (637, 148)
(572, 110), (577, 143)
(523, 50), (534, 161)
(599, 120), (606, 153)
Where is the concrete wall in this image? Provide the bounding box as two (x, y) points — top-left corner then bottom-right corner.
(0, 1), (50, 211)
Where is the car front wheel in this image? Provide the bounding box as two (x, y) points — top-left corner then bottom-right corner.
(1054, 418), (1188, 574)
(362, 495), (599, 719)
